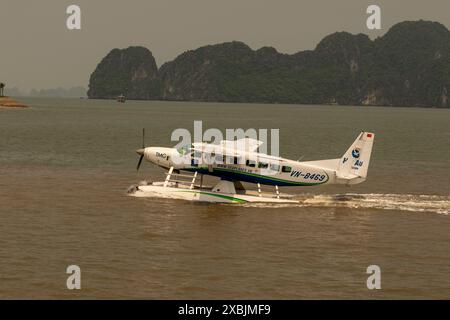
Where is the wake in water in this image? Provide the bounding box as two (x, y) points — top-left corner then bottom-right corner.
(243, 193), (450, 215)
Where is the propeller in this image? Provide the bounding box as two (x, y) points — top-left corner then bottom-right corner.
(136, 128), (145, 171)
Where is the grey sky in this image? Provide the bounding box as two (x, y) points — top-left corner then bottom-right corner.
(1, 0), (450, 92)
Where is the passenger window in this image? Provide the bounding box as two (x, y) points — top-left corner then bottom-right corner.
(282, 166), (292, 173)
(270, 164), (280, 171)
(258, 162), (269, 169)
(215, 154), (224, 163)
(246, 160), (256, 168)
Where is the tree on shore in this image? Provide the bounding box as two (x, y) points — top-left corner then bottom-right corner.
(0, 83), (5, 97)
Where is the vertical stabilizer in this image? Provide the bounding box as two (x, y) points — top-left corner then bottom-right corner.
(337, 132), (375, 180)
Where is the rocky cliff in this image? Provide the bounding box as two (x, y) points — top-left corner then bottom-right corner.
(88, 20), (450, 107)
(87, 46), (160, 100)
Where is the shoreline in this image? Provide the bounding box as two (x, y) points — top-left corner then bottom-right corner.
(0, 96), (29, 108)
(4, 96), (450, 110)
(85, 97), (450, 110)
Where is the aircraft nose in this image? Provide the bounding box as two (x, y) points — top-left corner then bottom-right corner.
(136, 148), (145, 156)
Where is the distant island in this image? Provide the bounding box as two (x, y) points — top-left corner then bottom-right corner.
(6, 86), (87, 98)
(0, 96), (29, 108)
(28, 86), (87, 98)
(88, 20), (450, 108)
(0, 83), (29, 108)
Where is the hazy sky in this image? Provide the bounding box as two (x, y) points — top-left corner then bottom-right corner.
(1, 0), (450, 91)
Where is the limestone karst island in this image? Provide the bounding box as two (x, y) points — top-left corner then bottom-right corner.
(88, 20), (450, 108)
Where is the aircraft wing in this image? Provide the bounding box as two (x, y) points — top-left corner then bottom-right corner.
(219, 138), (263, 152)
(191, 142), (243, 158)
(192, 138), (262, 156)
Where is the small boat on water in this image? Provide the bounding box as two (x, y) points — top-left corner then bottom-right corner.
(116, 94), (126, 103)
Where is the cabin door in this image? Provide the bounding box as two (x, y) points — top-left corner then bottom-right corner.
(191, 151), (201, 167)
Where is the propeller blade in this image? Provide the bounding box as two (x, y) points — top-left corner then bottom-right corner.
(136, 154), (144, 171)
(136, 128), (145, 171)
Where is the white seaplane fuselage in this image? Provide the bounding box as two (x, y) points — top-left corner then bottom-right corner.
(130, 132), (375, 204)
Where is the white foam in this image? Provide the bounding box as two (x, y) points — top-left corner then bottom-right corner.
(242, 193), (450, 214)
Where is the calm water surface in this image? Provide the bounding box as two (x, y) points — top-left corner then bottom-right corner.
(1, 98), (450, 299)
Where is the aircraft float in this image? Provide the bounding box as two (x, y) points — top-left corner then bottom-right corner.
(128, 131), (375, 204)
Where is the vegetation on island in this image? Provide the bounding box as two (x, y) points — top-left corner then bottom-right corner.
(88, 20), (450, 108)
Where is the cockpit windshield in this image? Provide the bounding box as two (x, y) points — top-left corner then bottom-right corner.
(176, 145), (190, 155)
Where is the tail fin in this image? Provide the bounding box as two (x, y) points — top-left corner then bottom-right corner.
(337, 132), (375, 180)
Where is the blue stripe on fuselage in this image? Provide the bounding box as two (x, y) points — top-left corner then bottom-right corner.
(183, 167), (321, 186)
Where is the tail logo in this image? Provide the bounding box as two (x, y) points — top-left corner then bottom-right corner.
(352, 149), (360, 158)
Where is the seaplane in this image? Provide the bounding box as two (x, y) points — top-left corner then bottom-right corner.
(128, 131), (375, 204)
